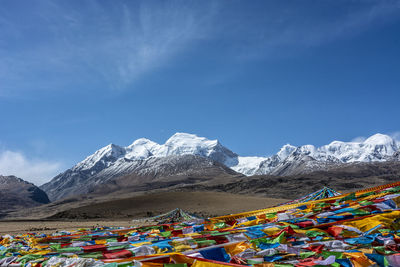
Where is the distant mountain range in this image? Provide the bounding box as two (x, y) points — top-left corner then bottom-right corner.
(235, 133), (400, 176)
(39, 132), (400, 201)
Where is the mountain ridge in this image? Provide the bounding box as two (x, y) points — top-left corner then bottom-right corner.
(40, 132), (400, 201)
(41, 154), (240, 201)
(58, 132), (400, 176)
(0, 175), (50, 215)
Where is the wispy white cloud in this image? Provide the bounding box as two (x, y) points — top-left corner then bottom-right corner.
(231, 0), (400, 59)
(0, 0), (399, 95)
(0, 0), (219, 94)
(0, 150), (62, 186)
(351, 136), (367, 143)
(351, 132), (400, 143)
(390, 131), (400, 142)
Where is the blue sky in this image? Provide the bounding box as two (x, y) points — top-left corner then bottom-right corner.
(1, 0), (400, 185)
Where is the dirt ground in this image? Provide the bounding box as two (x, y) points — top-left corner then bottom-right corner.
(47, 191), (288, 220)
(5, 191), (288, 220)
(0, 191), (288, 235)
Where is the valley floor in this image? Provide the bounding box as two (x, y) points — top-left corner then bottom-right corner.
(0, 191), (288, 235)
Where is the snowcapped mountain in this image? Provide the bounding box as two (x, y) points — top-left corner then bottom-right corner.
(72, 133), (238, 174)
(234, 133), (400, 176)
(40, 133), (239, 201)
(40, 132), (400, 201)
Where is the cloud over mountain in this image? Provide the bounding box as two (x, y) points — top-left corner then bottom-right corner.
(0, 150), (62, 185)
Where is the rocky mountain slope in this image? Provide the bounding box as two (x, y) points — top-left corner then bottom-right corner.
(184, 161), (400, 199)
(41, 154), (240, 201)
(0, 175), (50, 216)
(40, 132), (400, 201)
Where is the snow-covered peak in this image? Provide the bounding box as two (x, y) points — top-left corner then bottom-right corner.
(292, 133), (399, 163)
(277, 144), (296, 160)
(322, 141), (361, 156)
(160, 132), (237, 166)
(363, 133), (396, 146)
(298, 145), (317, 155)
(161, 133), (219, 156)
(125, 138), (161, 160)
(74, 143), (125, 171)
(165, 133), (218, 148)
(93, 144), (125, 161)
(66, 132), (400, 178)
(129, 138), (156, 147)
(328, 140), (348, 146)
(72, 133), (237, 172)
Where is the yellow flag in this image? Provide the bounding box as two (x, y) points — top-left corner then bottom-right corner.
(192, 259), (232, 267)
(224, 241), (251, 256)
(343, 211), (400, 232)
(343, 252), (375, 267)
